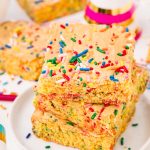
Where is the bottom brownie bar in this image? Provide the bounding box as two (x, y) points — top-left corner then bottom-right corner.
(32, 98), (136, 150)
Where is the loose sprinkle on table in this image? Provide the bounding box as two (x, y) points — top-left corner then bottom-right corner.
(45, 145), (51, 149)
(26, 133), (31, 139)
(132, 123), (138, 127)
(120, 137), (124, 145)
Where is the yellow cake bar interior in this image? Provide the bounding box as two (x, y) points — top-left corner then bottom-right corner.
(17, 0), (87, 23)
(0, 21), (50, 80)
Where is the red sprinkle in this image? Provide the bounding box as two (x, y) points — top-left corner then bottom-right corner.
(60, 24), (66, 29)
(52, 73), (56, 76)
(68, 68), (73, 72)
(74, 51), (78, 55)
(115, 66), (128, 73)
(96, 72), (100, 75)
(63, 74), (70, 81)
(78, 40), (82, 44)
(122, 50), (127, 56)
(90, 67), (93, 70)
(105, 56), (108, 59)
(101, 63), (110, 68)
(89, 107), (94, 112)
(89, 45), (93, 49)
(47, 46), (52, 49)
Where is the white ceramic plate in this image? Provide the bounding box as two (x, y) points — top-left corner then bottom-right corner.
(9, 87), (150, 150)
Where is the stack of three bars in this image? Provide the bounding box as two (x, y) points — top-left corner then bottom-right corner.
(32, 24), (148, 150)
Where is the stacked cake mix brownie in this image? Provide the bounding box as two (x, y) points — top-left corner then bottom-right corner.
(0, 21), (49, 80)
(17, 0), (87, 23)
(32, 24), (148, 150)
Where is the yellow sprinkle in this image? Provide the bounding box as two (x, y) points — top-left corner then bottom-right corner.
(14, 27), (22, 33)
(13, 46), (20, 52)
(68, 65), (75, 69)
(88, 83), (94, 87)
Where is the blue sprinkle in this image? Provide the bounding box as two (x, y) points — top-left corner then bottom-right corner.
(26, 133), (31, 139)
(35, 0), (43, 4)
(80, 68), (90, 71)
(88, 58), (94, 63)
(27, 45), (33, 49)
(126, 28), (129, 32)
(110, 75), (119, 82)
(65, 23), (69, 26)
(59, 48), (63, 54)
(2, 82), (8, 86)
(76, 49), (88, 58)
(41, 70), (46, 74)
(50, 41), (53, 44)
(60, 32), (62, 34)
(5, 44), (11, 49)
(102, 62), (106, 66)
(59, 41), (66, 48)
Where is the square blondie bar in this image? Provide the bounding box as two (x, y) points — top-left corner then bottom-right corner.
(0, 21), (49, 80)
(17, 0), (87, 23)
(36, 23), (135, 104)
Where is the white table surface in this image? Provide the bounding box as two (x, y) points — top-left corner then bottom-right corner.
(0, 0), (149, 150)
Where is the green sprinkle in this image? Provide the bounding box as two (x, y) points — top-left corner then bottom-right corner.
(62, 69), (66, 74)
(45, 145), (51, 149)
(79, 77), (83, 81)
(114, 109), (118, 116)
(0, 72), (5, 75)
(106, 25), (110, 29)
(71, 37), (76, 42)
(83, 83), (87, 87)
(94, 61), (98, 65)
(82, 54), (86, 58)
(115, 72), (119, 75)
(49, 70), (53, 77)
(132, 123), (138, 127)
(122, 104), (126, 110)
(60, 66), (64, 69)
(77, 58), (82, 63)
(120, 137), (124, 145)
(128, 148), (131, 150)
(91, 112), (97, 120)
(97, 47), (106, 54)
(69, 56), (77, 63)
(117, 53), (122, 56)
(67, 121), (74, 126)
(47, 59), (52, 63)
(125, 45), (130, 49)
